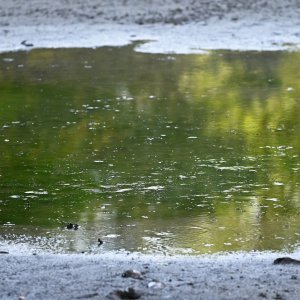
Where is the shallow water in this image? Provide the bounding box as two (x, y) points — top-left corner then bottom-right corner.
(0, 46), (299, 254)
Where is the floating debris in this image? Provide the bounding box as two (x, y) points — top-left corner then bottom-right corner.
(21, 40), (34, 47)
(66, 223), (79, 230)
(143, 185), (164, 191)
(286, 87), (295, 92)
(115, 188), (133, 193)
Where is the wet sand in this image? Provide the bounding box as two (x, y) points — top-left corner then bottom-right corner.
(0, 0), (300, 53)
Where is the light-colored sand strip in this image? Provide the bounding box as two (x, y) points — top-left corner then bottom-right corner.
(1, 248), (300, 300)
(0, 1), (300, 53)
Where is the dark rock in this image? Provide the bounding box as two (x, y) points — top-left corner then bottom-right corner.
(273, 257), (300, 265)
(274, 293), (283, 300)
(0, 251), (9, 254)
(122, 269), (143, 280)
(258, 292), (267, 298)
(66, 223), (79, 230)
(111, 287), (141, 299)
(66, 223), (74, 229)
(98, 238), (103, 246)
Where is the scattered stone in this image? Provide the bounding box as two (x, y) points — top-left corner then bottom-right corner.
(258, 292), (267, 298)
(122, 269), (143, 280)
(274, 293), (283, 300)
(66, 223), (73, 229)
(111, 288), (141, 299)
(291, 275), (297, 280)
(148, 281), (164, 289)
(0, 251), (9, 254)
(66, 223), (79, 230)
(273, 257), (300, 265)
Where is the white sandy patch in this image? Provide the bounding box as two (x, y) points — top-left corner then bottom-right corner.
(1, 244), (300, 300)
(1, 1), (300, 53)
(1, 18), (300, 54)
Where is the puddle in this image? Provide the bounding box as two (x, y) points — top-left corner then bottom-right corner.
(0, 46), (299, 254)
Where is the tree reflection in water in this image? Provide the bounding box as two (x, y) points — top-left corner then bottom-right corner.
(0, 47), (299, 254)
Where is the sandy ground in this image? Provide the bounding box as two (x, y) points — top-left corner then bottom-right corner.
(1, 1), (300, 299)
(1, 245), (300, 300)
(0, 0), (300, 53)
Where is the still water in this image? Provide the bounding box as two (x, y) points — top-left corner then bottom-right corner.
(0, 45), (299, 254)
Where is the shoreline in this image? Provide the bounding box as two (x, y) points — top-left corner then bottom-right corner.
(1, 248), (300, 299)
(1, 18), (300, 55)
(1, 1), (300, 54)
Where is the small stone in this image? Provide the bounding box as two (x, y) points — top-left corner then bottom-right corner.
(76, 292), (99, 299)
(66, 223), (79, 230)
(291, 275), (297, 280)
(148, 281), (164, 289)
(112, 287), (141, 299)
(274, 293), (283, 300)
(66, 223), (73, 229)
(122, 269), (143, 280)
(273, 257), (300, 265)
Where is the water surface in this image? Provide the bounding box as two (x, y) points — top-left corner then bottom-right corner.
(0, 46), (299, 254)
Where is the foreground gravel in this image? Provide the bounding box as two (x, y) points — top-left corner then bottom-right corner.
(2, 251), (300, 300)
(1, 0), (300, 26)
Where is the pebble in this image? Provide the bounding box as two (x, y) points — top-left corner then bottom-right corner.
(66, 223), (79, 230)
(273, 257), (300, 265)
(148, 281), (164, 289)
(122, 269), (143, 280)
(110, 287), (141, 299)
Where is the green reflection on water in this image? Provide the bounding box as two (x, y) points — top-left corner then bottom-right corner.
(0, 46), (299, 254)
